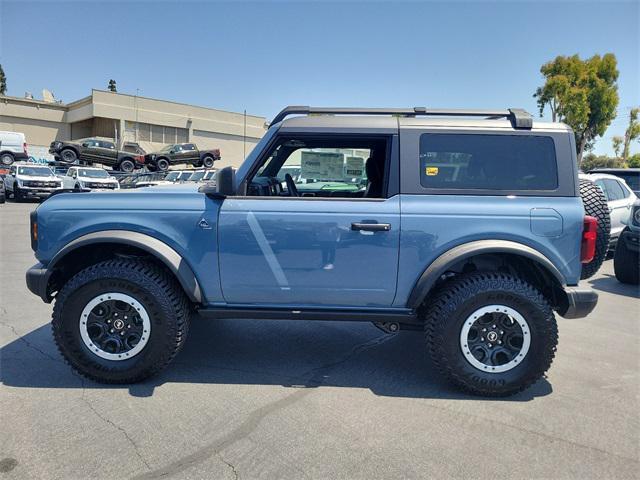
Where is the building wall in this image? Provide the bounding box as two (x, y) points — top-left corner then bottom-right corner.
(0, 90), (267, 168)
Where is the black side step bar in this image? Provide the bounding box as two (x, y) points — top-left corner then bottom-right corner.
(198, 307), (420, 324)
(271, 106), (533, 129)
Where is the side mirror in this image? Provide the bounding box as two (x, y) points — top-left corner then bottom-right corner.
(169, 149), (175, 154)
(201, 166), (235, 198)
(82, 142), (89, 147)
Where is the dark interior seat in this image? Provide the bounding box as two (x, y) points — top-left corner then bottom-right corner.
(365, 150), (385, 197)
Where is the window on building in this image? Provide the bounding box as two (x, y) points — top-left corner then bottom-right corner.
(177, 128), (188, 143)
(138, 123), (151, 142)
(164, 127), (177, 144)
(152, 125), (163, 143)
(419, 133), (558, 191)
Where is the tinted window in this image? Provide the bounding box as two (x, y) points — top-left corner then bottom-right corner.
(419, 134), (558, 191)
(615, 173), (639, 192)
(183, 144), (196, 151)
(603, 179), (626, 201)
(100, 141), (115, 149)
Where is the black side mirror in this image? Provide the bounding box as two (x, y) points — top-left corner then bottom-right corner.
(201, 166), (235, 198)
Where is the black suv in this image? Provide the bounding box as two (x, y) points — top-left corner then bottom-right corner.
(144, 143), (221, 171)
(49, 138), (145, 172)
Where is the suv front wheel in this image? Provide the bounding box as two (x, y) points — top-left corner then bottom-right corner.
(423, 272), (557, 397)
(52, 259), (190, 383)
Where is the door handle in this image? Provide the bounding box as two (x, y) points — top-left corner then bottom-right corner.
(351, 222), (391, 232)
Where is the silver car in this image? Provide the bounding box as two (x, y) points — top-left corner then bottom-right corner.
(581, 173), (638, 247)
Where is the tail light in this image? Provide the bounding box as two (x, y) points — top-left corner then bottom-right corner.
(581, 216), (598, 263)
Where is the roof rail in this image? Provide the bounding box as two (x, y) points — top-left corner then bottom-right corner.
(271, 106), (533, 129)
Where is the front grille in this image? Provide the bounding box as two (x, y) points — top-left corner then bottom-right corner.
(23, 181), (60, 188)
(87, 183), (116, 189)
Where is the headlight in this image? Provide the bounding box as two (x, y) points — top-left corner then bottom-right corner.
(633, 207), (640, 226)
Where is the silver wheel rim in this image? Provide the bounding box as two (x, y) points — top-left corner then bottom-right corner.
(460, 305), (531, 373)
(1, 154), (12, 165)
(62, 151), (75, 162)
(79, 292), (151, 361)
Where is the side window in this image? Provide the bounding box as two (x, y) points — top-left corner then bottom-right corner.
(419, 134), (558, 191)
(67, 168), (74, 177)
(603, 179), (625, 201)
(100, 141), (115, 149)
(183, 144), (195, 151)
(248, 136), (389, 198)
(173, 145), (181, 152)
(616, 180), (632, 198)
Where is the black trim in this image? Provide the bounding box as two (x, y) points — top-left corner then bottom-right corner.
(558, 287), (598, 319)
(198, 306), (419, 323)
(407, 240), (566, 308)
(26, 263), (51, 302)
(271, 106), (533, 130)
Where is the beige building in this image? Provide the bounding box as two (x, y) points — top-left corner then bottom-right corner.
(0, 89), (267, 168)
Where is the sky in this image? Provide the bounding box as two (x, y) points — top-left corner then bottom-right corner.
(1, 0), (638, 156)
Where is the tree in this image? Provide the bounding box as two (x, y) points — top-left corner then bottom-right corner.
(628, 154), (640, 168)
(581, 153), (624, 171)
(621, 108), (640, 161)
(108, 79), (117, 92)
(0, 64), (6, 95)
(612, 136), (623, 158)
(534, 54), (619, 165)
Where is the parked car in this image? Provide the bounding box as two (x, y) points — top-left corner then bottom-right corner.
(183, 169), (217, 183)
(4, 163), (62, 201)
(145, 143), (221, 171)
(118, 172), (168, 189)
(0, 131), (29, 166)
(0, 176), (5, 203)
(61, 166), (120, 191)
(27, 105), (604, 397)
(614, 200), (640, 285)
(581, 172), (637, 249)
(588, 168), (640, 197)
(162, 170), (194, 183)
(49, 138), (145, 172)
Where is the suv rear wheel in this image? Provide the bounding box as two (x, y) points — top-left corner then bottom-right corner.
(60, 148), (78, 163)
(1, 152), (15, 166)
(580, 178), (610, 280)
(119, 159), (135, 173)
(52, 259), (190, 383)
(202, 156), (215, 168)
(156, 158), (170, 172)
(423, 272), (557, 397)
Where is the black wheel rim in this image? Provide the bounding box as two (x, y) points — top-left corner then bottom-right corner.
(460, 305), (530, 373)
(80, 293), (151, 360)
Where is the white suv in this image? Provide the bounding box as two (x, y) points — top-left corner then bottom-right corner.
(61, 166), (120, 191)
(4, 163), (62, 201)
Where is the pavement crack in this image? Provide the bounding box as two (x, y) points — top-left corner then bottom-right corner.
(0, 319), (62, 364)
(215, 451), (239, 480)
(134, 333), (394, 479)
(77, 375), (152, 471)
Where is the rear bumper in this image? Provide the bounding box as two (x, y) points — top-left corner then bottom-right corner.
(559, 286), (598, 319)
(26, 262), (52, 303)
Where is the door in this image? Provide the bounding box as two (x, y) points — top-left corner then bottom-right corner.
(218, 134), (400, 307)
(97, 141), (118, 165)
(80, 139), (101, 161)
(171, 145), (190, 165)
(181, 144), (199, 164)
(597, 179), (632, 238)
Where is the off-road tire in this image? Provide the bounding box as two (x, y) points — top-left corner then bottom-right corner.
(119, 159), (135, 173)
(156, 158), (170, 172)
(1, 153), (15, 166)
(613, 231), (640, 285)
(580, 178), (610, 280)
(52, 259), (190, 383)
(423, 272), (558, 397)
(60, 148), (78, 164)
(202, 155), (215, 168)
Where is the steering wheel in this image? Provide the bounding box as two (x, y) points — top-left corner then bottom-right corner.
(284, 173), (300, 197)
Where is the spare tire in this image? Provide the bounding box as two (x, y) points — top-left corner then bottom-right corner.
(580, 178), (610, 280)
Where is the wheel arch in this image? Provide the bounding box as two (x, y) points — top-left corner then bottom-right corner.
(407, 240), (567, 310)
(47, 231), (202, 303)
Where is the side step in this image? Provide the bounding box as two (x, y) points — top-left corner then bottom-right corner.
(197, 306), (419, 324)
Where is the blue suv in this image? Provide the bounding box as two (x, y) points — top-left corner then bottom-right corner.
(26, 106), (602, 396)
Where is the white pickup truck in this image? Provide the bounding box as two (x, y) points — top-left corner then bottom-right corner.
(3, 163), (62, 201)
(60, 166), (120, 191)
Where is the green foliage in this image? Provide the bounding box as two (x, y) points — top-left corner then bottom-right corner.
(107, 79), (117, 93)
(622, 108), (640, 160)
(534, 54), (619, 164)
(0, 64), (6, 95)
(581, 153), (624, 171)
(628, 154), (640, 168)
(612, 136), (623, 158)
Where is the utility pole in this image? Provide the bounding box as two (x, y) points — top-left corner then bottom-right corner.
(134, 88), (140, 142)
(243, 109), (247, 159)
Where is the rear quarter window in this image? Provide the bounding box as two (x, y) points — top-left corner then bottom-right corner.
(419, 134), (558, 191)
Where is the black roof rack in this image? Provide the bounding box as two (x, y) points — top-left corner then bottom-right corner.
(271, 106), (533, 129)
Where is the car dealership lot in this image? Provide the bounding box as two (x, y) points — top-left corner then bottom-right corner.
(1, 201), (638, 479)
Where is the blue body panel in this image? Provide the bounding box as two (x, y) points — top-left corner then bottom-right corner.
(34, 186), (584, 309)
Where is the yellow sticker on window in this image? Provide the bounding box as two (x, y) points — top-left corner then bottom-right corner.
(425, 166), (439, 176)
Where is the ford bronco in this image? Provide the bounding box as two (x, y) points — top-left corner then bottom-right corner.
(26, 106), (603, 396)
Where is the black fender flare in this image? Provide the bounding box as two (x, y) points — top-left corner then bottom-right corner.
(406, 239), (566, 309)
(49, 230), (202, 303)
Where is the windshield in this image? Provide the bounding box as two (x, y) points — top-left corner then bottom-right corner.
(78, 169), (109, 178)
(18, 166), (54, 176)
(188, 171), (205, 181)
(203, 171), (216, 181)
(164, 172), (180, 181)
(159, 145), (174, 152)
(178, 172), (192, 181)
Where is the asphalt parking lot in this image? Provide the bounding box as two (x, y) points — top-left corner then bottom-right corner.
(1, 200), (639, 479)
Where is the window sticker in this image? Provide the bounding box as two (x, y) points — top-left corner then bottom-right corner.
(425, 166), (439, 176)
